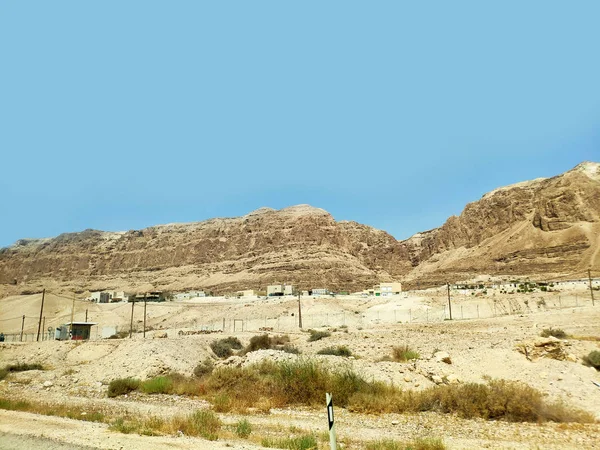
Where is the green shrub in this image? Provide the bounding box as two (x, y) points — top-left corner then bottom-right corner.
(317, 346), (352, 357)
(140, 376), (172, 394)
(262, 434), (318, 450)
(210, 337), (241, 358)
(392, 345), (420, 361)
(107, 378), (140, 397)
(193, 359), (214, 378)
(308, 330), (331, 342)
(234, 418), (252, 438)
(0, 369), (8, 381)
(584, 350), (600, 369)
(541, 328), (567, 339)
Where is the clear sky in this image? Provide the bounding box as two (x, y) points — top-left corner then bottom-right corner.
(1, 1), (599, 248)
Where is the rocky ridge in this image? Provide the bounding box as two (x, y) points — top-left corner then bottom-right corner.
(0, 162), (599, 295)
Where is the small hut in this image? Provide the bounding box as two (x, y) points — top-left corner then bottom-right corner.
(55, 322), (98, 341)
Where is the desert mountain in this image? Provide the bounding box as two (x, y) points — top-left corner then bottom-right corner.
(0, 162), (598, 295)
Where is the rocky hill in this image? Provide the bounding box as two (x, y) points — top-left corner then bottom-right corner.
(0, 162), (598, 295)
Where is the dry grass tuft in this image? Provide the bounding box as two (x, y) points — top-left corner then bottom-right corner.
(365, 438), (446, 450)
(392, 345), (420, 361)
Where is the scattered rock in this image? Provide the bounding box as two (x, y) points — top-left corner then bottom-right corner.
(43, 380), (53, 388)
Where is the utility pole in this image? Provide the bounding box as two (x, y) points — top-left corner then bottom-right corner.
(588, 269), (595, 306)
(129, 298), (135, 338)
(298, 293), (303, 329)
(85, 309), (88, 322)
(36, 289), (45, 342)
(70, 294), (76, 338)
(143, 299), (147, 339)
(447, 282), (453, 320)
(20, 315), (25, 341)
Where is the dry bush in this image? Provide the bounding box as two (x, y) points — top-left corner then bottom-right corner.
(365, 438), (446, 450)
(584, 350), (600, 370)
(107, 378), (140, 397)
(261, 434), (318, 450)
(392, 345), (420, 361)
(348, 379), (596, 423)
(541, 328), (567, 339)
(210, 337), (242, 358)
(193, 359), (214, 378)
(170, 410), (221, 440)
(307, 330), (331, 342)
(240, 334), (293, 354)
(317, 346), (352, 357)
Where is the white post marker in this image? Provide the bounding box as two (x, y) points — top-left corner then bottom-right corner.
(326, 392), (337, 450)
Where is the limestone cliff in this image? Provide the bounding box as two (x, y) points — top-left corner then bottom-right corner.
(0, 162), (598, 295)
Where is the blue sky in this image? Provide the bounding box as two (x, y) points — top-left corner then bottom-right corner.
(1, 1), (599, 248)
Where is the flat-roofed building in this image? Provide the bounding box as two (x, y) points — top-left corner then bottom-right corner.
(267, 284), (284, 296)
(380, 282), (402, 296)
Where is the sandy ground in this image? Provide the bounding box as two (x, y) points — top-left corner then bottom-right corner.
(1, 289), (599, 449)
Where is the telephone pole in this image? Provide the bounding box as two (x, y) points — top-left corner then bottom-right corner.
(20, 315), (25, 342)
(589, 269), (595, 306)
(70, 294), (76, 338)
(447, 282), (453, 320)
(36, 289), (45, 341)
(298, 292), (303, 329)
(129, 298), (135, 338)
(143, 299), (147, 338)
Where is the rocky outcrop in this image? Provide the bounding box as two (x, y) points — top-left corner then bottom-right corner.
(0, 163), (599, 294)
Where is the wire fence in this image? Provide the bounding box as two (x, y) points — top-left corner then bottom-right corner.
(174, 292), (597, 334)
(0, 292), (595, 341)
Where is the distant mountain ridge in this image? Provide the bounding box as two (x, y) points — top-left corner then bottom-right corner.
(1, 162), (599, 295)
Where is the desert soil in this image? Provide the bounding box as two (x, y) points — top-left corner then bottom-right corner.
(1, 289), (599, 449)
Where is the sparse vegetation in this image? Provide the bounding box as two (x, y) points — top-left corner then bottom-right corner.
(348, 378), (596, 423)
(107, 378), (140, 397)
(584, 350), (600, 370)
(234, 418), (252, 438)
(261, 434), (318, 450)
(0, 362), (44, 380)
(365, 438), (447, 450)
(104, 361), (595, 423)
(0, 396), (105, 423)
(175, 409), (222, 440)
(317, 346), (352, 357)
(392, 345), (420, 361)
(541, 328), (567, 339)
(307, 329), (331, 342)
